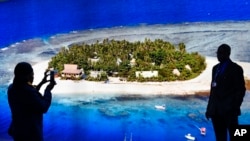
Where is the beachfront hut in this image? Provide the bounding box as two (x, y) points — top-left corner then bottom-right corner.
(89, 70), (106, 78)
(135, 71), (158, 78)
(61, 64), (83, 79)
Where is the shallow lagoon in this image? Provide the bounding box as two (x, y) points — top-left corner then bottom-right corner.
(46, 94), (215, 141)
(1, 85), (249, 141)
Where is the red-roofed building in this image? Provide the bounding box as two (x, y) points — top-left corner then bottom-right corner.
(61, 64), (83, 79)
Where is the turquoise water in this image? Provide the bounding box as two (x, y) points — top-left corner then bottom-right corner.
(1, 84), (250, 141)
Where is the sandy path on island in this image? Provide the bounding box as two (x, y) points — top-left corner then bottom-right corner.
(32, 57), (250, 96)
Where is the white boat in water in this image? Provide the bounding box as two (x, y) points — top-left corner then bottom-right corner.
(185, 133), (196, 141)
(154, 105), (166, 110)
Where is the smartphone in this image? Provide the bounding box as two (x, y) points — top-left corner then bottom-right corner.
(50, 71), (55, 83)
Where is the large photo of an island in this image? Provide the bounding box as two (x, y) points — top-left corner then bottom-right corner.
(0, 0), (250, 141)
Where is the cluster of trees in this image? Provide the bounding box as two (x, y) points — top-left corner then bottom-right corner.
(48, 38), (206, 81)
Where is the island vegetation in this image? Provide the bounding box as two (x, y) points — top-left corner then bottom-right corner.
(48, 38), (206, 82)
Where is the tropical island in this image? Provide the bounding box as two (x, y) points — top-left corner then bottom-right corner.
(48, 38), (206, 82)
(31, 38), (250, 95)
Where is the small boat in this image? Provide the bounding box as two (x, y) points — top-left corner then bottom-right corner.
(194, 125), (206, 136)
(185, 133), (196, 141)
(154, 105), (166, 110)
(199, 127), (206, 135)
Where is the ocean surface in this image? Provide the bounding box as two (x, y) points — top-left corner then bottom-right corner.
(1, 0), (250, 48)
(1, 0), (250, 141)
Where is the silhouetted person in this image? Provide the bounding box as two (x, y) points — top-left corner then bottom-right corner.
(206, 44), (246, 141)
(7, 62), (56, 141)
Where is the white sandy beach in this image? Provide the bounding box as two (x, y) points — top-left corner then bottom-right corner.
(32, 57), (250, 96)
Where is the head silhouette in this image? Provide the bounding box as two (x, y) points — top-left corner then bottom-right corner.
(13, 62), (34, 86)
(217, 44), (231, 63)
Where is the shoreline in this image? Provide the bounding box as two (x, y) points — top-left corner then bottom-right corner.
(32, 57), (250, 96)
